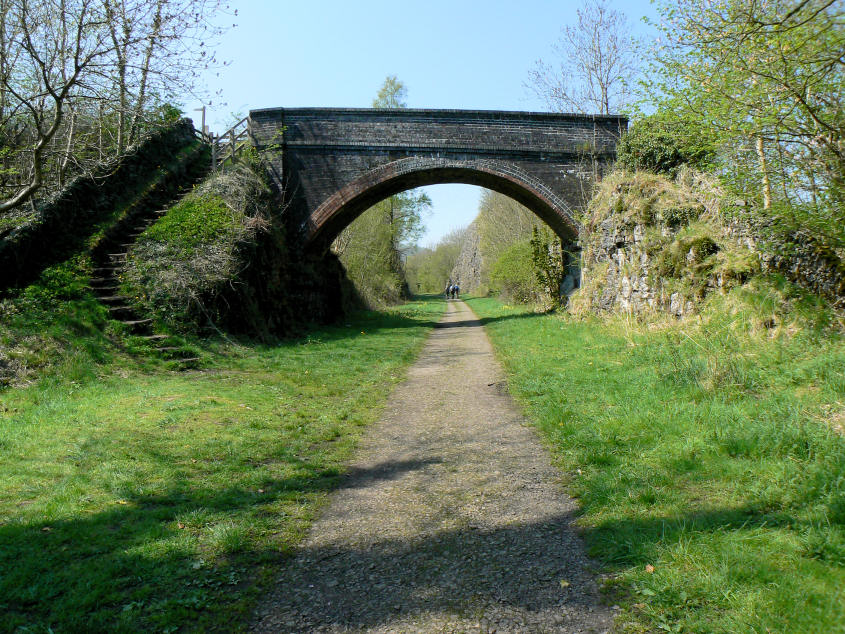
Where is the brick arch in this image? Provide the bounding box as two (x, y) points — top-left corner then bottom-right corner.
(305, 157), (581, 252)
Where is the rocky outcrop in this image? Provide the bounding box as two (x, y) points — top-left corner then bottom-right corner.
(725, 216), (844, 310)
(578, 169), (844, 315)
(577, 171), (758, 317)
(584, 217), (699, 316)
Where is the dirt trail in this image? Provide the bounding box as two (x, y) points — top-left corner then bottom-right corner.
(252, 300), (614, 633)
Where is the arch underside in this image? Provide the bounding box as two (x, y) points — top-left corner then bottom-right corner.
(304, 157), (582, 252)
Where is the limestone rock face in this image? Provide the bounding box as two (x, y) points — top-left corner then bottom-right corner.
(584, 217), (665, 314)
(579, 170), (845, 316)
(450, 222), (483, 292)
(725, 218), (844, 310)
(579, 171), (731, 317)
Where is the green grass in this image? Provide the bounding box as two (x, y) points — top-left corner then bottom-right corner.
(467, 282), (845, 633)
(0, 295), (444, 632)
(143, 193), (239, 250)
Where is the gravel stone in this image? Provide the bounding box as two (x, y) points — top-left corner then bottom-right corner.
(251, 301), (615, 633)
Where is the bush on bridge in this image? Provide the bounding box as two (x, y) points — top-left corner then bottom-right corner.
(616, 115), (716, 177)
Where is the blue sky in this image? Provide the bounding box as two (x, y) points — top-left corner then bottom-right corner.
(193, 0), (659, 247)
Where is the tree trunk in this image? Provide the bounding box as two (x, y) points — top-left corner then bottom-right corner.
(755, 136), (772, 210)
(128, 0), (164, 145)
(106, 1), (128, 155)
(59, 108), (76, 187)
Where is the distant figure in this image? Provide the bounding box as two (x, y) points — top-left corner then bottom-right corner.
(445, 283), (453, 299)
(452, 284), (460, 299)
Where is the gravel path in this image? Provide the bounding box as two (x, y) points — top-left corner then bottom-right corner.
(251, 300), (615, 633)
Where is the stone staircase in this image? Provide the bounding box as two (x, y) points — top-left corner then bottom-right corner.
(90, 202), (200, 367)
(89, 141), (211, 367)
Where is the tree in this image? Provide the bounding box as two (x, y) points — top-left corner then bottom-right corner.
(0, 0), (114, 212)
(372, 74), (407, 109)
(526, 0), (637, 114)
(530, 226), (565, 309)
(100, 0), (229, 154)
(489, 240), (539, 304)
(0, 0), (228, 213)
(331, 75), (431, 305)
(371, 75), (428, 258)
(475, 190), (544, 281)
(645, 0), (844, 245)
(404, 226), (467, 293)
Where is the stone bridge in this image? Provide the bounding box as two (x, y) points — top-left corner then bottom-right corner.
(248, 107), (627, 252)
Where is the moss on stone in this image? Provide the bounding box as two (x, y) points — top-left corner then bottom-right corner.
(577, 168), (780, 316)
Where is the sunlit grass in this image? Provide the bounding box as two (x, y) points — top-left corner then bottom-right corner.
(468, 282), (844, 633)
(0, 297), (444, 632)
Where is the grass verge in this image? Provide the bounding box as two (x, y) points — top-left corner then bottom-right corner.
(0, 296), (444, 632)
(467, 282), (844, 633)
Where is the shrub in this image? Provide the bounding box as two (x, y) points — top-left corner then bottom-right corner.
(122, 163), (272, 330)
(144, 194), (242, 251)
(530, 226), (565, 309)
(617, 116), (716, 177)
(490, 240), (542, 304)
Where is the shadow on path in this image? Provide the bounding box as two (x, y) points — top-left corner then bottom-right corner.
(0, 444), (800, 632)
(254, 512), (594, 632)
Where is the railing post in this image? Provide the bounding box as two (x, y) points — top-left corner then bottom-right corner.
(211, 133), (218, 172)
(206, 118), (249, 173)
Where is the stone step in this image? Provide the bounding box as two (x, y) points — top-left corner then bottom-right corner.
(108, 305), (136, 318)
(121, 318), (153, 333)
(173, 357), (200, 365)
(140, 334), (169, 342)
(92, 267), (119, 275)
(99, 295), (130, 304)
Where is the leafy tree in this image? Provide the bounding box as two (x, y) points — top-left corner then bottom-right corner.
(372, 75), (407, 109)
(475, 190), (544, 283)
(530, 226), (565, 309)
(490, 240), (540, 304)
(404, 226), (467, 293)
(645, 0), (844, 246)
(0, 0), (228, 213)
(332, 75), (431, 305)
(616, 114), (717, 176)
